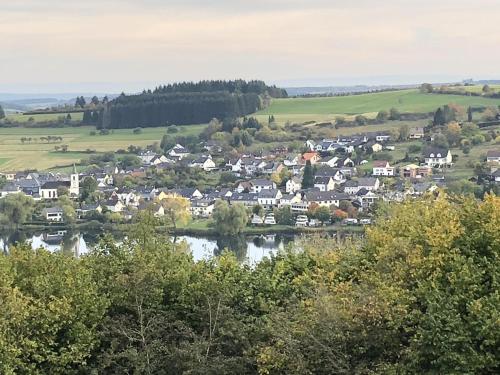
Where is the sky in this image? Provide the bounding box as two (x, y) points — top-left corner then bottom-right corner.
(1, 0), (500, 93)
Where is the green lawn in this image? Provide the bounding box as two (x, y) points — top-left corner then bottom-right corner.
(0, 124), (207, 171)
(257, 89), (500, 120)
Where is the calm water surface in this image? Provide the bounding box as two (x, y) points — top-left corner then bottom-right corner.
(0, 230), (302, 264)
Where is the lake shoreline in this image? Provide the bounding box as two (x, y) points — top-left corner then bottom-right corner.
(2, 221), (365, 237)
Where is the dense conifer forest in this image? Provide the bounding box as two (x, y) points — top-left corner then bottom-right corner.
(101, 80), (287, 129)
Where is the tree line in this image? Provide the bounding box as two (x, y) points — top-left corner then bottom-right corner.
(151, 79), (288, 98)
(0, 194), (498, 374)
(100, 80), (287, 129)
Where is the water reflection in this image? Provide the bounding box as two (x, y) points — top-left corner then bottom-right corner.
(0, 229), (298, 264)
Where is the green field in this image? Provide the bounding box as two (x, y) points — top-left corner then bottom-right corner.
(6, 112), (84, 123)
(257, 89), (500, 123)
(0, 124), (206, 171)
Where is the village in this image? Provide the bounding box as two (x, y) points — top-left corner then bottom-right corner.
(1, 126), (498, 230)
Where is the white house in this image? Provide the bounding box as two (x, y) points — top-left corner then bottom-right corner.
(371, 143), (383, 153)
(42, 207), (64, 222)
(168, 144), (190, 159)
(314, 176), (336, 191)
(190, 199), (215, 218)
(486, 150), (500, 164)
(40, 181), (70, 199)
(257, 189), (282, 208)
(320, 155), (339, 168)
(372, 161), (395, 176)
(139, 151), (156, 164)
(304, 191), (349, 208)
(356, 190), (380, 209)
(285, 176), (302, 193)
(250, 179), (276, 193)
(423, 148), (452, 168)
(190, 155), (217, 171)
(409, 127), (425, 139)
(104, 198), (125, 213)
(344, 178), (380, 195)
(150, 155), (170, 165)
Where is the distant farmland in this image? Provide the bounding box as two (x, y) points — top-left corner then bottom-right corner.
(257, 89), (500, 117)
(6, 112), (84, 123)
(0, 124), (206, 171)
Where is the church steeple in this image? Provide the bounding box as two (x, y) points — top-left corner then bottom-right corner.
(70, 164), (79, 197)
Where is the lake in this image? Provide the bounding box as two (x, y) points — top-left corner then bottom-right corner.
(0, 229), (305, 264)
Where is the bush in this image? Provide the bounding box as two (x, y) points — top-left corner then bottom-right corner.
(372, 152), (393, 162)
(408, 144), (422, 154)
(99, 129), (110, 135)
(133, 127), (143, 134)
(167, 126), (179, 134)
(89, 130), (97, 136)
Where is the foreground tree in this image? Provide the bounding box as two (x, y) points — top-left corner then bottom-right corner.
(0, 195), (498, 374)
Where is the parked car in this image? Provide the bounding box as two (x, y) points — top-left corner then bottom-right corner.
(360, 218), (372, 225)
(343, 218), (358, 225)
(251, 215), (264, 225)
(308, 218), (319, 227)
(264, 214), (276, 225)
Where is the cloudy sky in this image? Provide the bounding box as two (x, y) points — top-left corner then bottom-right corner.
(1, 0), (500, 93)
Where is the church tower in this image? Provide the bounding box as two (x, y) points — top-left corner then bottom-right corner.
(70, 164), (80, 197)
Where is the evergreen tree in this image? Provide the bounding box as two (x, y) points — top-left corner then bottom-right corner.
(467, 106), (473, 122)
(433, 107), (445, 125)
(302, 160), (314, 189)
(0, 104), (5, 119)
(82, 110), (92, 124)
(91, 111), (99, 124)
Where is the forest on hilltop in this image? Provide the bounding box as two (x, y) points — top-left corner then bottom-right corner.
(101, 80), (287, 129)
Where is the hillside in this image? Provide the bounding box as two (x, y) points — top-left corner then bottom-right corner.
(257, 89), (500, 117)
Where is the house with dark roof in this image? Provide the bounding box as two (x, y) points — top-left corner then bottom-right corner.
(344, 178), (380, 195)
(423, 147), (452, 168)
(229, 193), (259, 207)
(249, 179), (276, 193)
(189, 155), (217, 171)
(409, 127), (425, 139)
(40, 180), (71, 199)
(42, 206), (64, 222)
(167, 144), (190, 159)
(257, 189), (282, 208)
(486, 150), (500, 163)
(314, 176), (336, 191)
(304, 191), (349, 208)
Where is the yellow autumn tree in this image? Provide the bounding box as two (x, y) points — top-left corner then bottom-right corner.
(160, 196), (191, 229)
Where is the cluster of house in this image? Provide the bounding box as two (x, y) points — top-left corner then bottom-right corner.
(1, 129), (497, 224)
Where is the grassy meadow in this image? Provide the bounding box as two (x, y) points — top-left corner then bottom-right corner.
(256, 89), (500, 123)
(0, 124), (206, 171)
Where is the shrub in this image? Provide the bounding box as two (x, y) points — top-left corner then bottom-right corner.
(408, 144), (422, 154)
